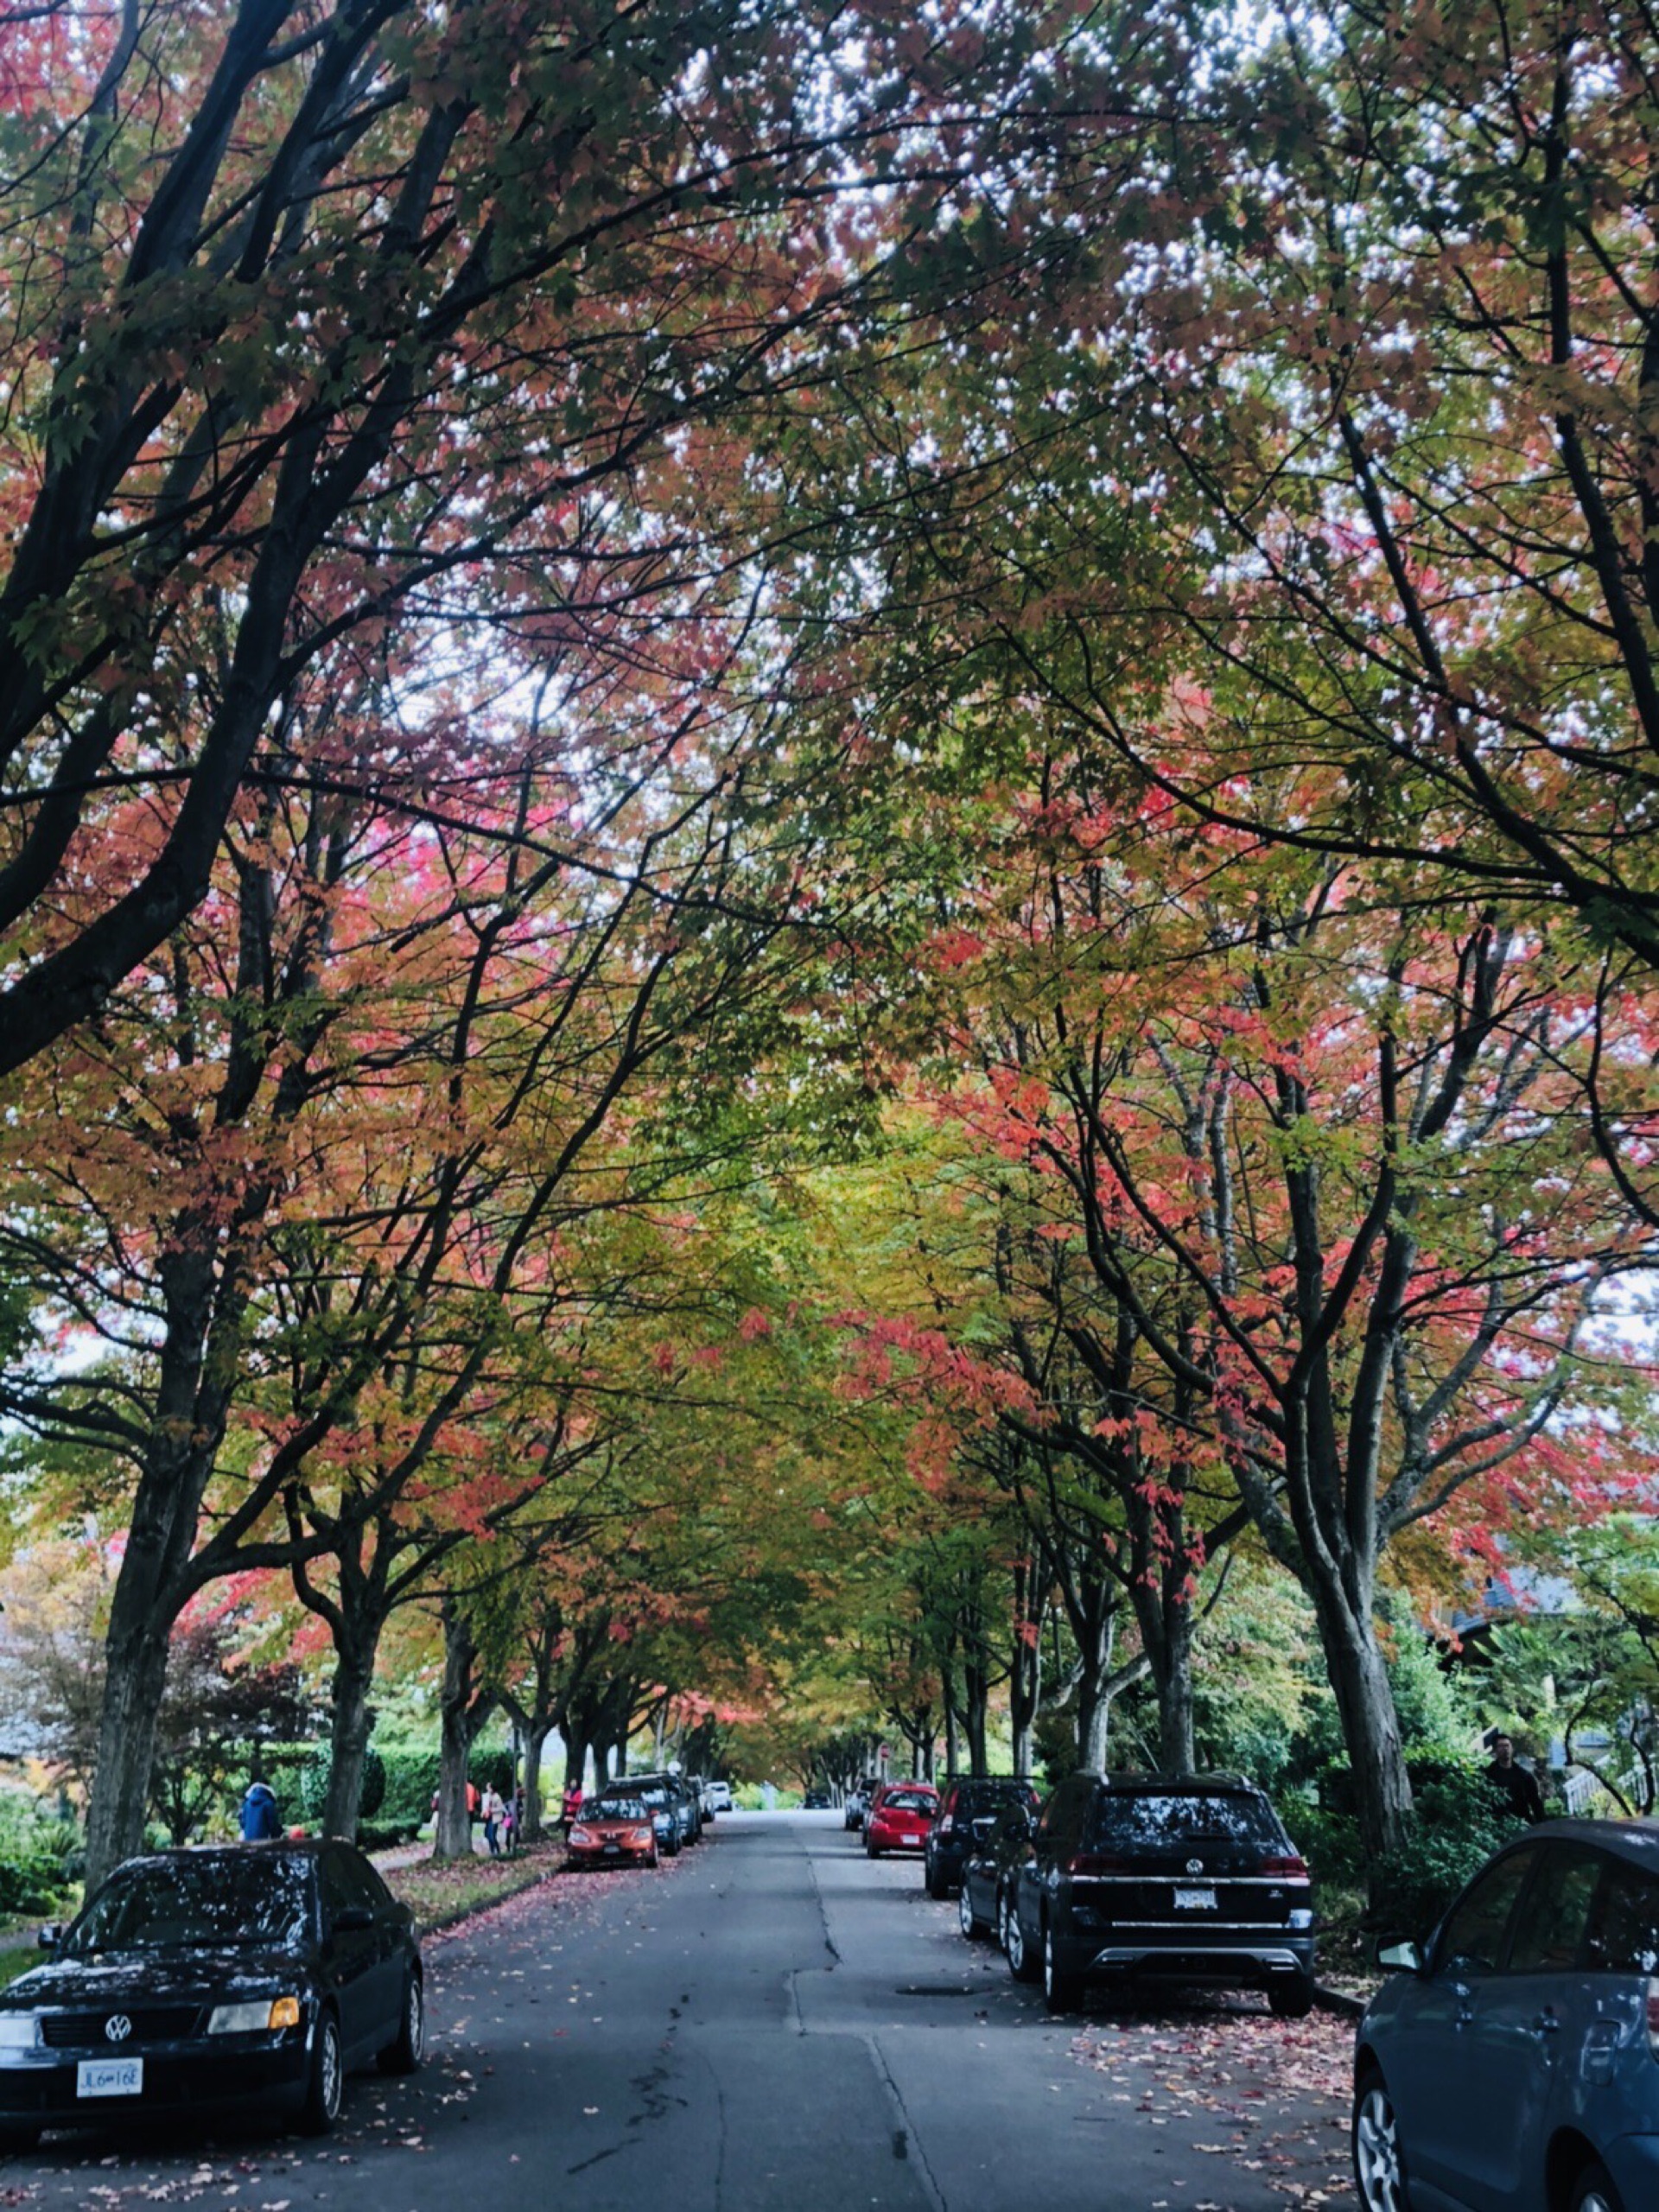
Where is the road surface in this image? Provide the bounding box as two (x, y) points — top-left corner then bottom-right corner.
(5, 1811), (1357, 2209)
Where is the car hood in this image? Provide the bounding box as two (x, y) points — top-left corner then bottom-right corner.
(0, 1945), (310, 2010)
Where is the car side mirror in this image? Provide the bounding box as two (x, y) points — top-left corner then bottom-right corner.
(36, 1923), (62, 1950)
(331, 1904), (375, 1933)
(1376, 1936), (1423, 1974)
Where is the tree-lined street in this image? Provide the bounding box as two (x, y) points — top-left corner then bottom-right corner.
(1, 1815), (1354, 2210)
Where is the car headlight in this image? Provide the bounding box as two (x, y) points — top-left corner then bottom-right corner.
(207, 1995), (301, 2035)
(0, 2016), (37, 2050)
(632, 1828), (654, 1847)
(569, 1826), (594, 1846)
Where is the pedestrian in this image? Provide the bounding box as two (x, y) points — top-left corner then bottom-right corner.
(481, 1783), (502, 1858)
(239, 1776), (282, 1840)
(1484, 1732), (1546, 1824)
(499, 1794), (516, 1857)
(513, 1784), (526, 1845)
(563, 1781), (583, 1830)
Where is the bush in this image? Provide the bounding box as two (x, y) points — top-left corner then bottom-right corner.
(1369, 1777), (1518, 1937)
(0, 1795), (80, 1916)
(356, 1819), (420, 1852)
(470, 1748), (515, 1796)
(377, 1745), (440, 1826)
(294, 1745), (386, 1825)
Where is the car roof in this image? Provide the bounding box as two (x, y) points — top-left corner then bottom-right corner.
(112, 1842), (328, 1873)
(1503, 1818), (1659, 1867)
(1077, 1770), (1266, 1795)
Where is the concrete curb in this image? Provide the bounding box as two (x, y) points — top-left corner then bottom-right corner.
(1313, 1982), (1368, 2019)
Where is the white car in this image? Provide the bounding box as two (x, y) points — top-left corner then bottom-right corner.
(705, 1780), (733, 1814)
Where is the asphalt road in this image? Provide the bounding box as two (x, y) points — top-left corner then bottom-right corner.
(4, 1811), (1357, 2210)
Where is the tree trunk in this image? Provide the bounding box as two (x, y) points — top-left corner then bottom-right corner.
(523, 1729), (546, 1839)
(322, 1629), (378, 1841)
(85, 1587), (174, 1890)
(563, 1732), (588, 1796)
(435, 1599), (480, 1862)
(940, 1650), (959, 1777)
(962, 1663), (989, 1777)
(1010, 1569), (1041, 1779)
(1075, 1611), (1117, 1772)
(1130, 1580), (1196, 1778)
(1313, 1580), (1414, 1863)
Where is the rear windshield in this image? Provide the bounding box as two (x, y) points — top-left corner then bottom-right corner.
(1088, 1792), (1284, 1851)
(68, 1855), (315, 1955)
(955, 1783), (1039, 1816)
(881, 1790), (937, 1814)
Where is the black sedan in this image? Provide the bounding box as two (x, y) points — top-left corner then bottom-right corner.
(0, 1841), (423, 2148)
(956, 1800), (1038, 1946)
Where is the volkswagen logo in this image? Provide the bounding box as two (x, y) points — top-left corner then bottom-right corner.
(1185, 1857), (1204, 1875)
(104, 2015), (131, 2044)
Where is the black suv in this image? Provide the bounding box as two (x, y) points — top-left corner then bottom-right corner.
(923, 1777), (1043, 1897)
(1004, 1771), (1316, 2017)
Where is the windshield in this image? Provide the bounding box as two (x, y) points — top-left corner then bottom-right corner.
(67, 1855), (315, 1955)
(1088, 1793), (1284, 1851)
(588, 1800), (647, 1822)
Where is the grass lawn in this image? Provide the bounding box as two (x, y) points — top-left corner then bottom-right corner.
(383, 1840), (562, 1933)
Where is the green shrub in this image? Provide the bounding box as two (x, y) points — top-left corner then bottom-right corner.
(0, 1796), (81, 1916)
(377, 1745), (440, 1826)
(356, 1819), (420, 1852)
(1369, 1777), (1518, 1937)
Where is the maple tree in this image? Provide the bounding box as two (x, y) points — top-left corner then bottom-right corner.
(0, 0), (1063, 1075)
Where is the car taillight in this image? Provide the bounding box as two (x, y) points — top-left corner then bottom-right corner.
(1260, 1854), (1309, 1878)
(938, 1815), (953, 1834)
(1066, 1853), (1131, 1876)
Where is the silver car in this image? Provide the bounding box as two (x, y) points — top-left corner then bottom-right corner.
(1353, 1818), (1659, 2212)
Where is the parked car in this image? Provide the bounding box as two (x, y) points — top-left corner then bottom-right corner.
(803, 1787), (831, 1810)
(957, 1800), (1041, 1948)
(864, 1782), (941, 1859)
(844, 1777), (882, 1832)
(593, 1776), (690, 1855)
(1004, 1771), (1316, 2017)
(924, 1777), (1044, 1898)
(565, 1796), (659, 1871)
(1353, 1817), (1659, 2212)
(706, 1780), (734, 1815)
(0, 1841), (422, 2149)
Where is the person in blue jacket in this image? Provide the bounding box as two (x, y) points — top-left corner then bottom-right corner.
(239, 1777), (282, 1840)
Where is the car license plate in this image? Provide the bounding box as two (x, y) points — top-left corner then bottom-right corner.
(77, 2057), (143, 2099)
(1174, 1886), (1217, 1910)
(603, 1842), (620, 1853)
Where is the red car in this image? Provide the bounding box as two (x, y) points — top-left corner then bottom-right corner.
(864, 1782), (940, 1858)
(565, 1796), (658, 1868)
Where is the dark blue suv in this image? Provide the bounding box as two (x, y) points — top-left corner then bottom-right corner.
(1354, 1819), (1659, 2212)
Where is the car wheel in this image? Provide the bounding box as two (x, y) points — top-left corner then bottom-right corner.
(925, 1858), (950, 1901)
(298, 2010), (344, 2136)
(1571, 2163), (1624, 2212)
(1042, 1920), (1085, 2014)
(1351, 2067), (1410, 2212)
(379, 1968), (425, 2075)
(1269, 1975), (1315, 2019)
(1004, 1896), (1041, 1983)
(958, 1883), (988, 1941)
